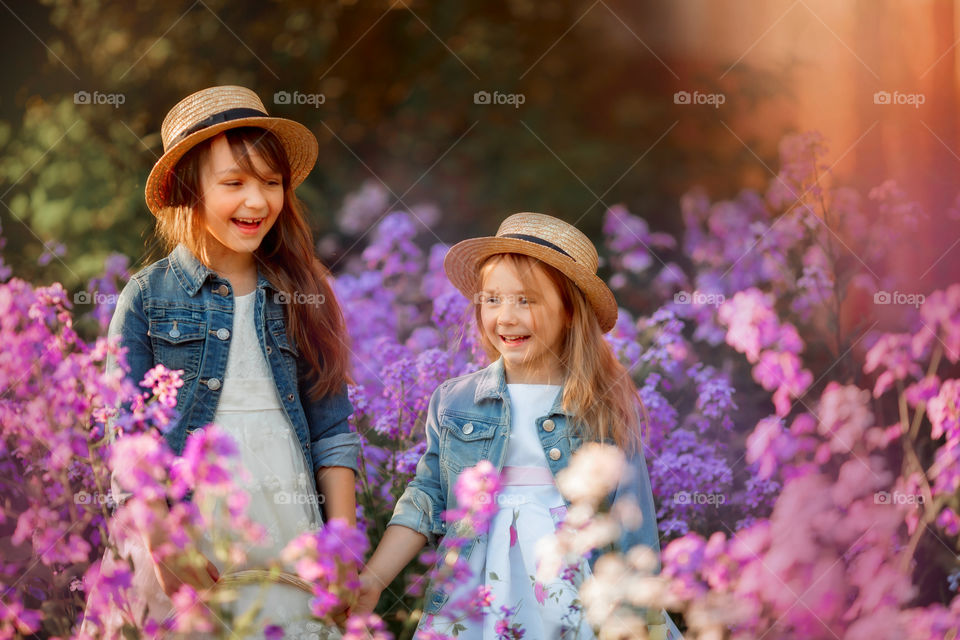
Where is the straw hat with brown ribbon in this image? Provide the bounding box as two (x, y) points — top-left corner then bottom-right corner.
(144, 85), (318, 215)
(444, 212), (618, 333)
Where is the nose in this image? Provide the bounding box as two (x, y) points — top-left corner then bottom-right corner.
(243, 182), (269, 210)
(497, 301), (518, 325)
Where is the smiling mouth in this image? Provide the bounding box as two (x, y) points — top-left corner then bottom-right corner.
(231, 217), (264, 230)
(500, 335), (531, 345)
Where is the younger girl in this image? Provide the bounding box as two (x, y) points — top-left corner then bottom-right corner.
(355, 213), (682, 638)
(91, 86), (358, 637)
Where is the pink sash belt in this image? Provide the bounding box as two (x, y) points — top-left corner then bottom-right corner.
(501, 466), (556, 486)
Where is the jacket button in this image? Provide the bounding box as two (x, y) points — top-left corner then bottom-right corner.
(287, 393), (295, 402)
(462, 422), (474, 435)
(548, 447), (562, 461)
(266, 346), (272, 355)
(215, 284), (230, 296)
(542, 419), (555, 432)
(216, 328), (230, 340)
(168, 328), (181, 339)
(206, 378), (221, 391)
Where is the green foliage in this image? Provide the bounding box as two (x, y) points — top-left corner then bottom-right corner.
(1, 0), (785, 287)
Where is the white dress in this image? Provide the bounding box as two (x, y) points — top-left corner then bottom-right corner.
(86, 292), (340, 639)
(422, 384), (596, 639)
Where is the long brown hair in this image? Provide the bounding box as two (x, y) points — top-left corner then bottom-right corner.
(475, 253), (644, 454)
(155, 127), (351, 400)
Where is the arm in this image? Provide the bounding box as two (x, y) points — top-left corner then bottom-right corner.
(317, 466), (356, 526)
(353, 524), (428, 614)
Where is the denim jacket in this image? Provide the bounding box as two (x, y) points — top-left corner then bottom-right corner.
(388, 357), (662, 616)
(106, 244), (360, 493)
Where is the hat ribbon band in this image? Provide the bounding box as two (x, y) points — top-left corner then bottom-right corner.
(500, 233), (574, 261)
(168, 107), (269, 148)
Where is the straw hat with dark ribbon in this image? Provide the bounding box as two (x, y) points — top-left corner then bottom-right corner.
(144, 85), (318, 215)
(443, 212), (618, 333)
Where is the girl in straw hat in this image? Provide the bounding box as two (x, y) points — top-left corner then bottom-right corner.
(83, 86), (357, 638)
(354, 213), (682, 639)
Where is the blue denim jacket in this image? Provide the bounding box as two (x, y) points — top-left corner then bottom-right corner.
(388, 357), (663, 616)
(106, 244), (360, 492)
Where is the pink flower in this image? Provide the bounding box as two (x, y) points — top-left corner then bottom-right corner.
(913, 283), (960, 363)
(534, 581), (548, 605)
(754, 350), (813, 416)
(818, 383), (874, 454)
(718, 289), (780, 363)
(446, 460), (501, 535)
(663, 534), (706, 574)
(927, 379), (960, 441)
(169, 585), (214, 634)
(343, 613), (390, 640)
(863, 333), (924, 397)
(746, 416), (794, 479)
(936, 508), (960, 536)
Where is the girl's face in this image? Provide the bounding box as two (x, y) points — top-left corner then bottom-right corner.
(198, 133), (284, 270)
(478, 258), (569, 384)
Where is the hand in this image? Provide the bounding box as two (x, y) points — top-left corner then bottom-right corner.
(350, 571), (384, 616)
(151, 545), (220, 599)
(330, 564), (360, 627)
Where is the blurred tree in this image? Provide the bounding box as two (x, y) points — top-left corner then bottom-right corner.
(0, 0), (779, 289)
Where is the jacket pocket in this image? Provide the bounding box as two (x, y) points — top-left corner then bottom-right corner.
(149, 318), (205, 382)
(438, 414), (499, 473)
(268, 319), (299, 356)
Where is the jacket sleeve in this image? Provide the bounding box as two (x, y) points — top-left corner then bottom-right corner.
(614, 445), (663, 572)
(106, 278), (154, 401)
(613, 446), (687, 639)
(300, 372), (360, 476)
(105, 278), (155, 504)
(386, 382), (447, 545)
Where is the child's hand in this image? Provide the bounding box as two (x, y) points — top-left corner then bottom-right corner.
(151, 547), (220, 598)
(350, 571), (384, 616)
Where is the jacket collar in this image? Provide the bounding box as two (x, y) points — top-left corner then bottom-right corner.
(473, 357), (574, 417)
(169, 244), (276, 296)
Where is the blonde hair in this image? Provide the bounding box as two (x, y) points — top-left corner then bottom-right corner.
(475, 253), (644, 454)
(153, 127), (352, 400)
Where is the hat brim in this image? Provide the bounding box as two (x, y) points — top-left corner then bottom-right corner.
(443, 236), (619, 333)
(144, 117), (318, 215)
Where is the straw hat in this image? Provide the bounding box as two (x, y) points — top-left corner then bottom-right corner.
(444, 212), (618, 332)
(144, 85), (318, 215)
